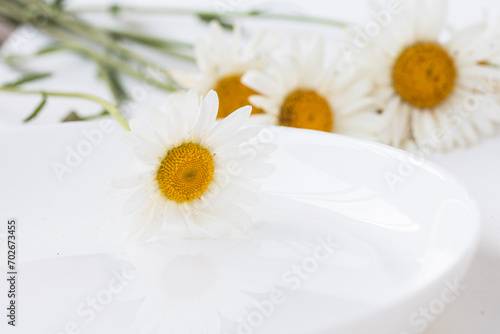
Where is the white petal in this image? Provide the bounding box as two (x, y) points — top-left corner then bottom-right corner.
(241, 70), (280, 96)
(129, 119), (157, 144)
(122, 187), (152, 215)
(204, 196), (253, 231)
(193, 90), (218, 137)
(211, 126), (262, 153)
(132, 142), (165, 164)
(110, 169), (155, 190)
(218, 183), (260, 206)
(238, 162), (276, 179)
(204, 106), (252, 146)
(183, 89), (201, 130)
(165, 101), (187, 144)
(121, 132), (141, 150)
(133, 200), (167, 242)
(149, 107), (172, 147)
(247, 113), (276, 125)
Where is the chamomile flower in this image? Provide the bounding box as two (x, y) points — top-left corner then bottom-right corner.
(365, 0), (500, 151)
(124, 239), (277, 334)
(108, 89), (275, 242)
(241, 35), (384, 140)
(173, 21), (276, 119)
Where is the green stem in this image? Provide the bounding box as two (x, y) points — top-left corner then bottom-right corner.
(61, 19), (194, 67)
(69, 6), (349, 28)
(80, 110), (110, 121)
(98, 64), (127, 104)
(103, 28), (193, 49)
(0, 87), (130, 131)
(0, 0), (183, 87)
(156, 48), (196, 63)
(101, 28), (195, 62)
(67, 44), (176, 91)
(36, 34), (177, 91)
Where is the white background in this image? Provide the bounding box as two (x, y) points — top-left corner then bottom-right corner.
(0, 0), (499, 333)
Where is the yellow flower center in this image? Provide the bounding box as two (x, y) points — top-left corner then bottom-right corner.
(393, 43), (456, 108)
(157, 142), (214, 203)
(214, 74), (264, 118)
(279, 89), (333, 132)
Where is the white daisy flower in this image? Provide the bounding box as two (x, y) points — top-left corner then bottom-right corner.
(365, 0), (500, 152)
(172, 21), (276, 119)
(241, 35), (384, 140)
(108, 89), (275, 242)
(123, 239), (278, 334)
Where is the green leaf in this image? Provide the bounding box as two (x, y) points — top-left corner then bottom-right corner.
(197, 14), (234, 30)
(61, 111), (81, 122)
(109, 5), (122, 16)
(98, 65), (128, 103)
(3, 73), (51, 88)
(247, 10), (263, 16)
(23, 94), (47, 123)
(61, 110), (109, 122)
(36, 44), (66, 56)
(108, 30), (184, 49)
(53, 0), (65, 10)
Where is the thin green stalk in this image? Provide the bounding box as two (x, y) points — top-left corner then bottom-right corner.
(101, 28), (195, 62)
(70, 6), (349, 28)
(0, 0), (183, 85)
(78, 110), (109, 121)
(3, 73), (52, 88)
(98, 64), (128, 104)
(0, 87), (130, 130)
(23, 93), (47, 122)
(57, 17), (194, 67)
(103, 28), (193, 49)
(155, 48), (196, 63)
(64, 44), (177, 91)
(35, 34), (177, 91)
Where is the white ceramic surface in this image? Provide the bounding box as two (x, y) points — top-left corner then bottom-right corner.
(0, 123), (480, 334)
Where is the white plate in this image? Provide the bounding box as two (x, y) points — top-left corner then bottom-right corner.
(0, 122), (479, 334)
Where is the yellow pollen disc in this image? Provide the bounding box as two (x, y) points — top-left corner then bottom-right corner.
(279, 89), (333, 132)
(214, 74), (264, 118)
(393, 43), (456, 108)
(156, 142), (214, 203)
